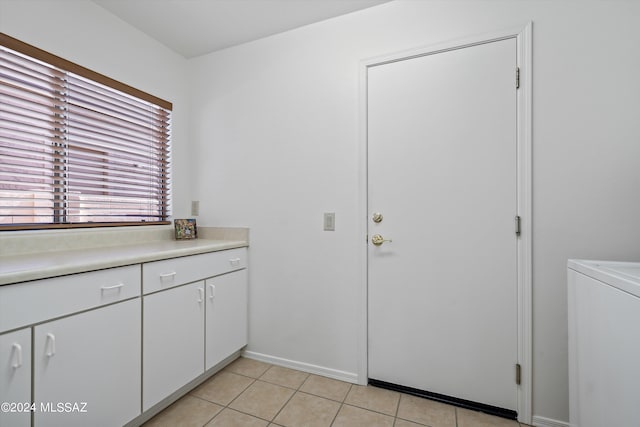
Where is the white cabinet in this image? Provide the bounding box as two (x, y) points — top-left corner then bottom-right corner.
(33, 298), (141, 427)
(142, 248), (248, 411)
(143, 282), (205, 411)
(0, 265), (141, 427)
(0, 328), (31, 427)
(1, 244), (248, 426)
(206, 269), (248, 370)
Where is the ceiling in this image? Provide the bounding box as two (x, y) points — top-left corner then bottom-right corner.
(92, 0), (392, 58)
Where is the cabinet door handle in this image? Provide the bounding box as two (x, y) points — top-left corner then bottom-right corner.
(11, 343), (22, 368)
(159, 272), (177, 279)
(101, 283), (124, 291)
(229, 258), (241, 267)
(209, 284), (216, 300)
(45, 333), (56, 357)
(197, 287), (204, 303)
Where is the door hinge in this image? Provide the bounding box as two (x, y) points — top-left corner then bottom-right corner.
(515, 363), (522, 385)
(515, 215), (521, 236)
(516, 67), (520, 89)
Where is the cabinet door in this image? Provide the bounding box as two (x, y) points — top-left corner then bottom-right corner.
(205, 269), (248, 370)
(0, 328), (31, 427)
(143, 282), (205, 411)
(33, 299), (141, 427)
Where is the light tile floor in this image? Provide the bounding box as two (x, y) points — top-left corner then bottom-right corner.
(143, 357), (531, 427)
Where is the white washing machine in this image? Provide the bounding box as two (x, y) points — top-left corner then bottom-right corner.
(568, 259), (640, 427)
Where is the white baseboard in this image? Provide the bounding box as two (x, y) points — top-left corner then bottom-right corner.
(242, 350), (358, 384)
(532, 415), (569, 427)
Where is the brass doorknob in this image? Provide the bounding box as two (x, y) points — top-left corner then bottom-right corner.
(371, 234), (392, 246)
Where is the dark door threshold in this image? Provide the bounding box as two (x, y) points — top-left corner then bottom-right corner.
(368, 378), (518, 420)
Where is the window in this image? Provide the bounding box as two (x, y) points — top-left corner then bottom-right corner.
(0, 33), (171, 230)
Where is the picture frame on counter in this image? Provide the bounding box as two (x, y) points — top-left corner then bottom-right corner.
(174, 218), (198, 240)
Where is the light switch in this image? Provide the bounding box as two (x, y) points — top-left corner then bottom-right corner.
(191, 200), (200, 216)
(324, 212), (335, 231)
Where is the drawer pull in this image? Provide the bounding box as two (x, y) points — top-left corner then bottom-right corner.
(229, 258), (241, 267)
(159, 272), (177, 280)
(197, 287), (204, 303)
(101, 283), (124, 291)
(209, 284), (216, 300)
(11, 343), (22, 369)
(45, 333), (56, 357)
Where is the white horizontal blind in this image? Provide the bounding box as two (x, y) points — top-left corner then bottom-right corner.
(0, 41), (171, 228)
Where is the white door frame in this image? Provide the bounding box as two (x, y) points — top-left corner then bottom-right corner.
(356, 22), (533, 424)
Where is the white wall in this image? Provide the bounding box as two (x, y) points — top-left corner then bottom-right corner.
(0, 0), (191, 219)
(188, 1), (640, 424)
(3, 0), (640, 424)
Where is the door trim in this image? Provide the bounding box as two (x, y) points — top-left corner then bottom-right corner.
(356, 22), (533, 424)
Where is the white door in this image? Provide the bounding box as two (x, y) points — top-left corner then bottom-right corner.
(367, 38), (518, 412)
(143, 282), (205, 411)
(205, 269), (248, 370)
(34, 299), (141, 427)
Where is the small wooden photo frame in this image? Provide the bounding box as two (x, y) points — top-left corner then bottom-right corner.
(174, 218), (197, 240)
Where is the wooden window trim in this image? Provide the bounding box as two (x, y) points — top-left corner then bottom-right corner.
(1, 221), (171, 232)
(0, 32), (172, 111)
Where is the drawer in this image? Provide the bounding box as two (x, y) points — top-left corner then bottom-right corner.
(0, 265), (140, 333)
(143, 248), (247, 294)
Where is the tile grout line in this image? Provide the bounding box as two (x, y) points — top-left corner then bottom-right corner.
(269, 364), (307, 424)
(329, 383), (352, 426)
(224, 376), (257, 408)
(258, 363), (314, 425)
(174, 394), (222, 427)
(270, 369), (312, 426)
(194, 374), (259, 426)
(330, 402), (345, 426)
(229, 366), (284, 424)
(268, 385), (299, 424)
(392, 391), (402, 427)
(341, 401), (400, 420)
(208, 361), (272, 425)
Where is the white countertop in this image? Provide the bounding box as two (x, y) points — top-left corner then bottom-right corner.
(0, 238), (248, 286)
